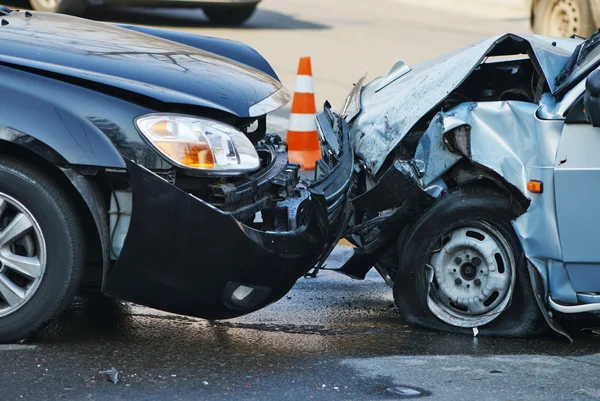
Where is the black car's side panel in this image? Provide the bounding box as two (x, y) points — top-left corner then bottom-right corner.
(118, 25), (280, 81)
(0, 65), (171, 170)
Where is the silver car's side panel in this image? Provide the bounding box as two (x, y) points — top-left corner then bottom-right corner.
(554, 124), (600, 262)
(566, 264), (600, 292)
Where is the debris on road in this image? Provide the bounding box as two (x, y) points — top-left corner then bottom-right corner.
(101, 368), (120, 384)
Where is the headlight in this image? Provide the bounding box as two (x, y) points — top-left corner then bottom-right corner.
(136, 114), (260, 174)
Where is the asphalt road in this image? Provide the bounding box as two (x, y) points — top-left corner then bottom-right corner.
(3, 1), (600, 400)
(3, 246), (600, 401)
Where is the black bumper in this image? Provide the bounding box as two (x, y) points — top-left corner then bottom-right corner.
(102, 110), (353, 319)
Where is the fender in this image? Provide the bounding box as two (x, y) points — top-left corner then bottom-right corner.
(396, 100), (571, 339)
(117, 25), (280, 81)
(0, 64), (170, 170)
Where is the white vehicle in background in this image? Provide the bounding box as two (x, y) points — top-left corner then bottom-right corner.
(528, 0), (599, 37)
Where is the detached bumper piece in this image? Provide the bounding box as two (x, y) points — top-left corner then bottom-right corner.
(103, 119), (353, 319)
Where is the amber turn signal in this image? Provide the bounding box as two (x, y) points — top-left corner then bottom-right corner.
(527, 180), (543, 194)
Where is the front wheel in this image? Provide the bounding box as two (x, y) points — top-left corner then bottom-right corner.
(0, 157), (84, 343)
(394, 186), (545, 337)
(203, 4), (257, 25)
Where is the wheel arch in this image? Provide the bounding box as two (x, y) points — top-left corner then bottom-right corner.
(0, 139), (108, 289)
(445, 162), (531, 217)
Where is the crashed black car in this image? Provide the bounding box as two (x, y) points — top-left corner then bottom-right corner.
(0, 7), (351, 342)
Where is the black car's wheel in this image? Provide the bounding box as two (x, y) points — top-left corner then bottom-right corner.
(203, 4), (257, 25)
(394, 186), (545, 337)
(533, 0), (595, 38)
(29, 0), (86, 16)
(0, 157), (84, 343)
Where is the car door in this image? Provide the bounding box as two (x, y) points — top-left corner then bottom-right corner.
(554, 96), (600, 292)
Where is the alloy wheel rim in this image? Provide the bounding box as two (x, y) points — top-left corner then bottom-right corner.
(0, 193), (46, 318)
(426, 222), (515, 328)
(548, 0), (581, 37)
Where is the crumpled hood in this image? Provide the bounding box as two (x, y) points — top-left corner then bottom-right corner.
(0, 11), (284, 117)
(351, 33), (581, 175)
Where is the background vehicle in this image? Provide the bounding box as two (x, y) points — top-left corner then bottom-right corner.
(528, 0), (600, 37)
(29, 0), (260, 25)
(334, 30), (600, 340)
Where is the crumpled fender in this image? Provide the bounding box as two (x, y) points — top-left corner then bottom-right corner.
(409, 100), (571, 339)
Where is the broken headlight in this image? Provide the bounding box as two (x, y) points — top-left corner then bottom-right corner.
(136, 114), (260, 175)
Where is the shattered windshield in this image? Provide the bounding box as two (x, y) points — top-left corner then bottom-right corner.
(556, 32), (600, 91)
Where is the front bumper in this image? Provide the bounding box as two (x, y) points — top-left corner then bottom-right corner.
(103, 108), (353, 319)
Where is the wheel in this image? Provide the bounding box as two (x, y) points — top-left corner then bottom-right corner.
(533, 0), (595, 37)
(394, 186), (545, 337)
(0, 157), (84, 343)
(203, 4), (257, 25)
(29, 0), (86, 16)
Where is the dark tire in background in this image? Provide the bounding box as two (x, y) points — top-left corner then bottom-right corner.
(29, 0), (86, 16)
(203, 4), (257, 25)
(533, 0), (595, 37)
(0, 157), (84, 343)
(394, 186), (545, 337)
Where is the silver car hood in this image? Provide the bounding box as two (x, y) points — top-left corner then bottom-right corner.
(351, 33), (581, 175)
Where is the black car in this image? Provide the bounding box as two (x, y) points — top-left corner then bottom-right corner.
(0, 7), (352, 342)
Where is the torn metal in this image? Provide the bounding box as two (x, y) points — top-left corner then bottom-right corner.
(351, 33), (580, 175)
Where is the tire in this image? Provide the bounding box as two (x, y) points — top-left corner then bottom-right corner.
(533, 0), (595, 37)
(0, 157), (84, 343)
(203, 4), (257, 25)
(29, 0), (86, 16)
(394, 186), (545, 337)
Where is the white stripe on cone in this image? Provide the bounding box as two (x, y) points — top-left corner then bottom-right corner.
(288, 113), (317, 132)
(294, 75), (314, 94)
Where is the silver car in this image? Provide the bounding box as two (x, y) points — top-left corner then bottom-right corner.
(324, 31), (600, 340)
(30, 0), (260, 25)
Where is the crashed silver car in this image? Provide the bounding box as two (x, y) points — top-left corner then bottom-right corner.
(323, 32), (600, 339)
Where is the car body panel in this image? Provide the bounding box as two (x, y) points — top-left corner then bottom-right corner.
(351, 33), (580, 175)
(0, 11), (285, 118)
(554, 124), (600, 263)
(117, 25), (278, 80)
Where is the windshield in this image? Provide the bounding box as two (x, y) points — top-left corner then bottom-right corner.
(556, 32), (600, 92)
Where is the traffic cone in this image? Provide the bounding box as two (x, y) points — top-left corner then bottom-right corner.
(287, 57), (321, 170)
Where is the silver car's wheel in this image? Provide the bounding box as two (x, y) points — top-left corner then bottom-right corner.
(0, 194), (46, 318)
(427, 223), (515, 328)
(394, 186), (545, 337)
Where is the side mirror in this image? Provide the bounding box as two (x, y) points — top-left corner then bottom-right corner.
(584, 70), (600, 127)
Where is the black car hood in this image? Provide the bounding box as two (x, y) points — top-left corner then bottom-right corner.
(0, 11), (285, 117)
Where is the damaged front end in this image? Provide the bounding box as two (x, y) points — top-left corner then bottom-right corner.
(342, 33), (587, 338)
(102, 108), (353, 319)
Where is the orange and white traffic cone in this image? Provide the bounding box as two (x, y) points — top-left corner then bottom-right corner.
(287, 57), (321, 170)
